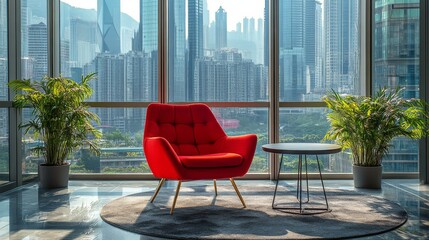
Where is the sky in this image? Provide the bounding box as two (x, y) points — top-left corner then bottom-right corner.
(60, 0), (264, 30)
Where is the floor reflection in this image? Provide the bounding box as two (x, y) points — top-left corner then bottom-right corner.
(0, 180), (427, 239)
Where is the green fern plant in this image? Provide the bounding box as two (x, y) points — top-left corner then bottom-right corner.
(9, 74), (101, 166)
(323, 87), (428, 167)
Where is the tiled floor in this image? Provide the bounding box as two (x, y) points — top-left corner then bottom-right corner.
(0, 179), (428, 239)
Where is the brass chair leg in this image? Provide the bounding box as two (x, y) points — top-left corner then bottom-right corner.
(214, 179), (218, 196)
(170, 181), (182, 215)
(229, 178), (246, 208)
(150, 178), (165, 203)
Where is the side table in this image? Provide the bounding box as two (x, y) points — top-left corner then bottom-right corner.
(262, 143), (342, 214)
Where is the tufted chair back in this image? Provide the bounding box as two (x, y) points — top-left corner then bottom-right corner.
(144, 103), (227, 156)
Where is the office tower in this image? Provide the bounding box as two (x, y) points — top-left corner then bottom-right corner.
(279, 0), (305, 101)
(140, 0), (158, 52)
(314, 1), (323, 90)
(236, 22), (242, 34)
(70, 19), (98, 68)
(249, 17), (256, 43)
(97, 0), (121, 54)
(243, 17), (249, 41)
(195, 49), (262, 102)
(264, 0), (269, 67)
(373, 0), (420, 172)
(215, 6), (227, 49)
(28, 22), (48, 81)
(60, 40), (70, 77)
(85, 53), (125, 130)
(21, 0), (29, 56)
(257, 18), (264, 64)
(304, 0), (316, 92)
(125, 51), (153, 131)
(188, 0), (203, 101)
(324, 0), (359, 94)
(203, 0), (210, 50)
(168, 0), (186, 101)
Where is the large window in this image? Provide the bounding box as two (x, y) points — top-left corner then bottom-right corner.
(372, 0), (420, 172)
(8, 0), (428, 181)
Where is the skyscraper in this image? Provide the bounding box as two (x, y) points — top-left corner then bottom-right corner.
(373, 0), (420, 172)
(324, 0), (360, 94)
(243, 17), (249, 41)
(215, 6), (227, 49)
(188, 0), (203, 101)
(249, 17), (256, 42)
(140, 0), (158, 52)
(28, 22), (48, 81)
(279, 0), (305, 101)
(168, 0), (186, 101)
(304, 0), (316, 92)
(97, 0), (121, 54)
(264, 0), (269, 67)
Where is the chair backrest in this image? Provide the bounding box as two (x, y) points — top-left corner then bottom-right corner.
(144, 103), (227, 156)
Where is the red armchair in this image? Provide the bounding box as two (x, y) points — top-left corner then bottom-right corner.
(143, 103), (257, 214)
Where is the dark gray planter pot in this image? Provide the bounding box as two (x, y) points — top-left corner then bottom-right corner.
(39, 163), (70, 188)
(353, 165), (382, 189)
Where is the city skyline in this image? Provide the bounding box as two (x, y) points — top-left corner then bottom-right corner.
(60, 0), (264, 31)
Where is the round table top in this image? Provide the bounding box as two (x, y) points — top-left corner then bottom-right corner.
(262, 143), (342, 155)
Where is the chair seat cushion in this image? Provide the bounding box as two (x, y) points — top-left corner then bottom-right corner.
(179, 153), (243, 168)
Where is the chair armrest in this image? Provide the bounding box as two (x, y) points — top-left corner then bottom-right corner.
(220, 134), (257, 170)
(144, 137), (184, 179)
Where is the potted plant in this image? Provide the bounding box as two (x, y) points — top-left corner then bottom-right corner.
(323, 87), (428, 189)
(9, 74), (101, 188)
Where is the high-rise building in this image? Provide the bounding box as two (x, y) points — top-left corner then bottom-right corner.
(243, 17), (249, 41)
(140, 0), (158, 52)
(70, 19), (98, 68)
(304, 0), (316, 92)
(249, 17), (256, 43)
(97, 0), (121, 54)
(28, 22), (48, 81)
(314, 1), (324, 91)
(264, 0), (269, 67)
(188, 0), (203, 101)
(324, 0), (360, 94)
(279, 0), (305, 101)
(257, 18), (264, 64)
(203, 0), (210, 50)
(194, 49), (263, 102)
(373, 0), (420, 172)
(168, 0), (186, 101)
(215, 6), (227, 49)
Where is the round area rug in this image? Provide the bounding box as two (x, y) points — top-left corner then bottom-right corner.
(100, 185), (407, 239)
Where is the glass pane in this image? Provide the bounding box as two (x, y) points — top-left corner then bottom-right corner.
(0, 109), (8, 183)
(0, 0), (7, 101)
(22, 0), (48, 80)
(168, 0), (268, 102)
(279, 0), (361, 102)
(279, 108), (352, 173)
(372, 0), (420, 173)
(60, 0), (158, 102)
(212, 108), (268, 173)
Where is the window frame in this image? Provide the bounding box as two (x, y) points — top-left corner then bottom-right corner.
(2, 0), (428, 187)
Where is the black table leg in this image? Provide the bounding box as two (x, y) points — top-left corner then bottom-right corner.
(316, 155), (330, 211)
(305, 154), (309, 203)
(272, 154), (284, 208)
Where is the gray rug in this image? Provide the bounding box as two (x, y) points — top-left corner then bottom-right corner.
(100, 184), (407, 239)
